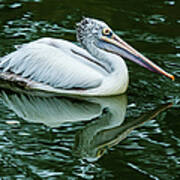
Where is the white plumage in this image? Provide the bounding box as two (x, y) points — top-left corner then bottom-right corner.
(0, 18), (173, 96)
(0, 38), (104, 89)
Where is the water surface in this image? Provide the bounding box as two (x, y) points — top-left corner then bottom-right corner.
(0, 0), (180, 179)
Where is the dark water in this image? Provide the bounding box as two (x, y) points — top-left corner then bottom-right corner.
(0, 0), (180, 179)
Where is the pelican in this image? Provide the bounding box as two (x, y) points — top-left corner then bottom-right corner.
(0, 18), (174, 96)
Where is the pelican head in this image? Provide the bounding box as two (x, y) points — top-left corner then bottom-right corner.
(76, 17), (174, 80)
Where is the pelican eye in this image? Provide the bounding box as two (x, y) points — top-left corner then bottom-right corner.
(102, 28), (112, 37)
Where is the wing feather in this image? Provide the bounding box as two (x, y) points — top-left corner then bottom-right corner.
(0, 38), (104, 89)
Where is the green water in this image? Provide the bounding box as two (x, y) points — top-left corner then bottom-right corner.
(0, 0), (180, 179)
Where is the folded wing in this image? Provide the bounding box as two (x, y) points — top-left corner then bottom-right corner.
(0, 38), (104, 90)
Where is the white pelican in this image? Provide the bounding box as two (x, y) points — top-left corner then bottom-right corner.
(0, 18), (174, 96)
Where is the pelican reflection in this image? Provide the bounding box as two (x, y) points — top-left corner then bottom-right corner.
(1, 91), (127, 127)
(0, 90), (171, 161)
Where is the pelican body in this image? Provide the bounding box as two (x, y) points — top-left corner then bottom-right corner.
(0, 18), (174, 96)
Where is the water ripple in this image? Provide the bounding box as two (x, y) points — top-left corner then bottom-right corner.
(0, 0), (180, 179)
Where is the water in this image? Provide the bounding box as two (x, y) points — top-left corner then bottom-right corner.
(0, 0), (180, 179)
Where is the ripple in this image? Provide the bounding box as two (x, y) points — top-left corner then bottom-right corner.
(147, 14), (167, 25)
(164, 0), (175, 6)
(0, 4), (5, 9)
(21, 0), (42, 2)
(1, 12), (74, 47)
(128, 163), (159, 180)
(9, 3), (22, 9)
(0, 0), (180, 179)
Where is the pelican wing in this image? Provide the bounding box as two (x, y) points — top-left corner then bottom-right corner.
(0, 38), (104, 90)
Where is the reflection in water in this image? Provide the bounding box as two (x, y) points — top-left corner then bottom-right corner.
(1, 91), (127, 127)
(0, 90), (172, 162)
(0, 0), (179, 179)
(74, 102), (172, 162)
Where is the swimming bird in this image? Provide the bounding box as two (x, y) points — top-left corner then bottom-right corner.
(0, 18), (174, 96)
